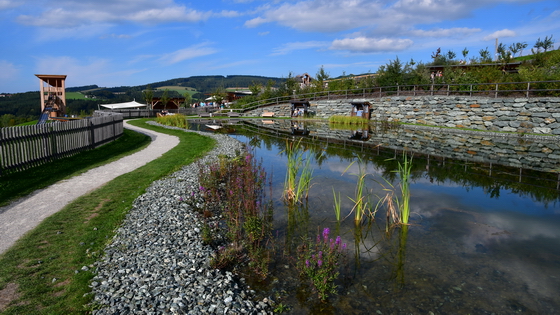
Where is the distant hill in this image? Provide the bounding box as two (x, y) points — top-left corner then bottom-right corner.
(0, 75), (286, 125)
(98, 75), (286, 93)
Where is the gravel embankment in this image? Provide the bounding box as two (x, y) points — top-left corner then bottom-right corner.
(91, 123), (273, 314)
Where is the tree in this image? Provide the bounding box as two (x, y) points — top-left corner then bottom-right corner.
(284, 72), (298, 95)
(447, 50), (456, 63)
(479, 47), (492, 63)
(376, 57), (405, 87)
(249, 82), (263, 96)
(314, 65), (330, 91)
(211, 86), (226, 106)
(542, 35), (555, 52)
(160, 89), (170, 110)
(462, 47), (469, 63)
(497, 42), (511, 64)
(143, 85), (154, 109)
(182, 92), (192, 108)
(431, 47), (445, 65)
(534, 37), (546, 53)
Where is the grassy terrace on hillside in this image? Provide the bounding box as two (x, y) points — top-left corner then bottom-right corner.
(0, 119), (215, 314)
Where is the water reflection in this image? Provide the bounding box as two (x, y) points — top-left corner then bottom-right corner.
(191, 120), (560, 313)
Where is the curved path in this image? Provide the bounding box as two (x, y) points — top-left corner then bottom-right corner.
(0, 121), (180, 255)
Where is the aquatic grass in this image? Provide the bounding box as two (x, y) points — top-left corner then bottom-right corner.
(343, 159), (371, 224)
(155, 113), (189, 129)
(328, 115), (369, 125)
(333, 187), (342, 222)
(396, 154), (413, 225)
(381, 153), (413, 227)
(282, 139), (314, 204)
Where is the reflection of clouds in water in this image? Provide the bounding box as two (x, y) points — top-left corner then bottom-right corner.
(412, 190), (560, 300)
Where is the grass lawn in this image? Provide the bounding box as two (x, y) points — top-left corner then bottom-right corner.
(155, 86), (198, 96)
(0, 119), (215, 314)
(66, 92), (88, 100)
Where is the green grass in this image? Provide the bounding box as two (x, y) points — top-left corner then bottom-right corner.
(66, 92), (88, 100)
(0, 128), (151, 207)
(156, 86), (198, 96)
(0, 119), (215, 314)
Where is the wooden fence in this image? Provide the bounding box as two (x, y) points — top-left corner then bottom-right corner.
(0, 114), (123, 176)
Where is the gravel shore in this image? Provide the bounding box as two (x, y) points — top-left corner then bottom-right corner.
(91, 123), (274, 314)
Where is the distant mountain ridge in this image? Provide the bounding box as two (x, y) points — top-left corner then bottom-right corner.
(66, 75), (286, 93)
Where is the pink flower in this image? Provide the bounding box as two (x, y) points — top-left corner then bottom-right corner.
(322, 228), (330, 242)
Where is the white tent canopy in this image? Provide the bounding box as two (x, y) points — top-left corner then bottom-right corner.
(100, 100), (147, 109)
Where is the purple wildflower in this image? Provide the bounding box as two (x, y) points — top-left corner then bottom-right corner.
(322, 228), (330, 242)
(335, 236), (341, 245)
(305, 260), (310, 268)
(317, 259), (323, 267)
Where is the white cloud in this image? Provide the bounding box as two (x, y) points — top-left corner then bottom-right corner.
(158, 43), (218, 65)
(0, 0), (20, 10)
(330, 37), (414, 53)
(244, 0), (385, 32)
(271, 41), (328, 55)
(17, 0), (211, 28)
(410, 27), (482, 38)
(483, 29), (517, 41)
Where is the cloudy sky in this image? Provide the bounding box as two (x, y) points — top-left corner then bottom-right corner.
(1, 0), (559, 93)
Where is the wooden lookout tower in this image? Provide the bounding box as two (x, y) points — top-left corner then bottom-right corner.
(35, 74), (67, 124)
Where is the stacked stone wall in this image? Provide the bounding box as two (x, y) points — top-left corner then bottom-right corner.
(244, 96), (560, 135)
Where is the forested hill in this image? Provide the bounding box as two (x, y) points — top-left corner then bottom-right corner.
(102, 75), (286, 92)
(0, 75), (285, 126)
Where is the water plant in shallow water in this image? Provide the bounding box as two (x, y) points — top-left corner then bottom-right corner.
(382, 153), (413, 227)
(283, 139), (314, 204)
(297, 227), (347, 302)
(332, 187), (342, 222)
(343, 159), (372, 223)
(155, 113), (189, 129)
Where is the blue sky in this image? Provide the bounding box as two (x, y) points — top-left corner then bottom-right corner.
(1, 0), (559, 93)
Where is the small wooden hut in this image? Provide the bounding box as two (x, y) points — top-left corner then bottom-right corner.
(291, 100), (310, 117)
(350, 101), (371, 120)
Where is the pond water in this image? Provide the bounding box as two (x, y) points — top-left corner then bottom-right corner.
(192, 120), (560, 314)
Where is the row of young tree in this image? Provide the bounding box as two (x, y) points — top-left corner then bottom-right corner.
(234, 35), (559, 108)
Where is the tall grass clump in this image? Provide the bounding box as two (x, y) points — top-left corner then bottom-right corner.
(328, 115), (369, 126)
(283, 139), (314, 204)
(196, 151), (273, 280)
(382, 153), (413, 227)
(343, 159), (372, 224)
(297, 227), (347, 302)
(156, 113), (189, 129)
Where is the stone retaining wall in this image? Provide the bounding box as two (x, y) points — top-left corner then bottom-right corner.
(244, 96), (560, 135)
(244, 120), (560, 173)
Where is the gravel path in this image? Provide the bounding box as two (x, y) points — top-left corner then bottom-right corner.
(90, 122), (274, 314)
(0, 121), (179, 255)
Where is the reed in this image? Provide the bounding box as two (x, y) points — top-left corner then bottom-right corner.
(328, 115), (369, 125)
(382, 153), (413, 227)
(343, 159), (370, 223)
(283, 139), (314, 204)
(396, 153), (412, 225)
(155, 113), (189, 129)
(332, 187), (342, 222)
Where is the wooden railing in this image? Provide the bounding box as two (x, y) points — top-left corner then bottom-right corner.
(0, 114), (123, 176)
(235, 80), (560, 112)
